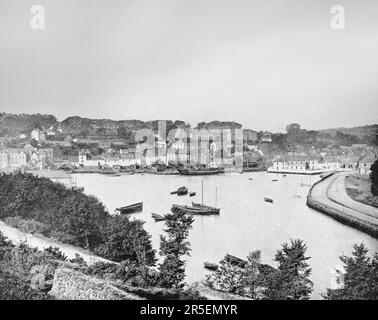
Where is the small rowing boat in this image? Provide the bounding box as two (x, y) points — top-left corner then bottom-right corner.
(264, 197), (274, 203)
(151, 213), (166, 221)
(203, 262), (218, 271)
(116, 202), (143, 214)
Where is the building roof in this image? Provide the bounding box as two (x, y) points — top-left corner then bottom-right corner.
(360, 156), (377, 164)
(275, 155), (319, 162)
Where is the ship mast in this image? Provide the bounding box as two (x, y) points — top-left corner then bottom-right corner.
(201, 180), (204, 206)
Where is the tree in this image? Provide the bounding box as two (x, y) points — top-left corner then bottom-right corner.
(159, 209), (194, 290)
(242, 250), (264, 298)
(117, 126), (133, 142)
(262, 239), (313, 300)
(205, 256), (246, 295)
(323, 243), (378, 300)
(370, 159), (378, 196)
(95, 215), (156, 266)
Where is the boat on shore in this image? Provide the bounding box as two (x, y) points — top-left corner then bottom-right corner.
(178, 167), (224, 176)
(151, 213), (166, 221)
(203, 262), (218, 271)
(264, 197), (274, 203)
(225, 254), (247, 268)
(116, 202), (143, 214)
(72, 186), (84, 192)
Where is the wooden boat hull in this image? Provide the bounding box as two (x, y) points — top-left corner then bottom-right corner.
(172, 204), (217, 215)
(192, 202), (220, 214)
(204, 262), (218, 271)
(264, 197), (274, 203)
(178, 168), (225, 176)
(151, 213), (166, 221)
(116, 202), (143, 214)
(225, 254), (247, 268)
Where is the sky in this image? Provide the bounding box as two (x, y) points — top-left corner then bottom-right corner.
(0, 0), (377, 132)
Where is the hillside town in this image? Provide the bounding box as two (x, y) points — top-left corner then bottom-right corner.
(0, 114), (377, 180)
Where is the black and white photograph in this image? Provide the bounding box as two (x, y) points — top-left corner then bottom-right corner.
(0, 0), (377, 309)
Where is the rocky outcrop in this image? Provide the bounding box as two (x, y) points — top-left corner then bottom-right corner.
(49, 267), (142, 300)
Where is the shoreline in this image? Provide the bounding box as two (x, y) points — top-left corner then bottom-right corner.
(306, 172), (378, 239)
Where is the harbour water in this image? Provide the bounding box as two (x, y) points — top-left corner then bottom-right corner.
(74, 172), (378, 299)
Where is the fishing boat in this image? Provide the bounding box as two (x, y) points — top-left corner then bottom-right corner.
(225, 254), (247, 268)
(203, 262), (218, 271)
(178, 167), (224, 176)
(264, 197), (274, 203)
(151, 213), (166, 221)
(116, 202), (143, 214)
(189, 192), (196, 197)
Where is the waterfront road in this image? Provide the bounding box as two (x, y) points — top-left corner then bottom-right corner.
(307, 172), (378, 238)
(0, 221), (114, 265)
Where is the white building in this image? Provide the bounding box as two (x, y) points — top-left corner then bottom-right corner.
(261, 132), (272, 143)
(359, 156), (376, 175)
(0, 152), (8, 168)
(31, 129), (46, 142)
(268, 155), (322, 174)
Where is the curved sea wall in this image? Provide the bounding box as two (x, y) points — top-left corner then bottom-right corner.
(306, 173), (378, 239)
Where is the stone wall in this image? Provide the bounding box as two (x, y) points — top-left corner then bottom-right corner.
(49, 267), (143, 300)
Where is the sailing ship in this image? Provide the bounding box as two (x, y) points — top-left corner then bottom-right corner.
(116, 202), (143, 214)
(177, 166), (224, 176)
(171, 181), (220, 215)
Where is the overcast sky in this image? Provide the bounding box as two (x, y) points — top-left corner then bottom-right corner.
(0, 0), (377, 132)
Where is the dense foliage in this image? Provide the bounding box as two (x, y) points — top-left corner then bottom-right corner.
(0, 172), (156, 269)
(0, 172), (108, 249)
(323, 243), (378, 300)
(370, 159), (378, 196)
(158, 209), (194, 290)
(206, 239), (313, 300)
(262, 239), (313, 300)
(95, 215), (156, 265)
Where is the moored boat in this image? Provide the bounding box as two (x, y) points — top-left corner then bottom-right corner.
(177, 186), (188, 196)
(116, 202), (143, 214)
(151, 213), (166, 221)
(203, 262), (218, 271)
(264, 197), (274, 203)
(171, 204), (217, 215)
(192, 202), (220, 214)
(189, 192), (196, 197)
(178, 167), (224, 176)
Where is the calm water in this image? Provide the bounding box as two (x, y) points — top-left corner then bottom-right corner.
(74, 172), (378, 299)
